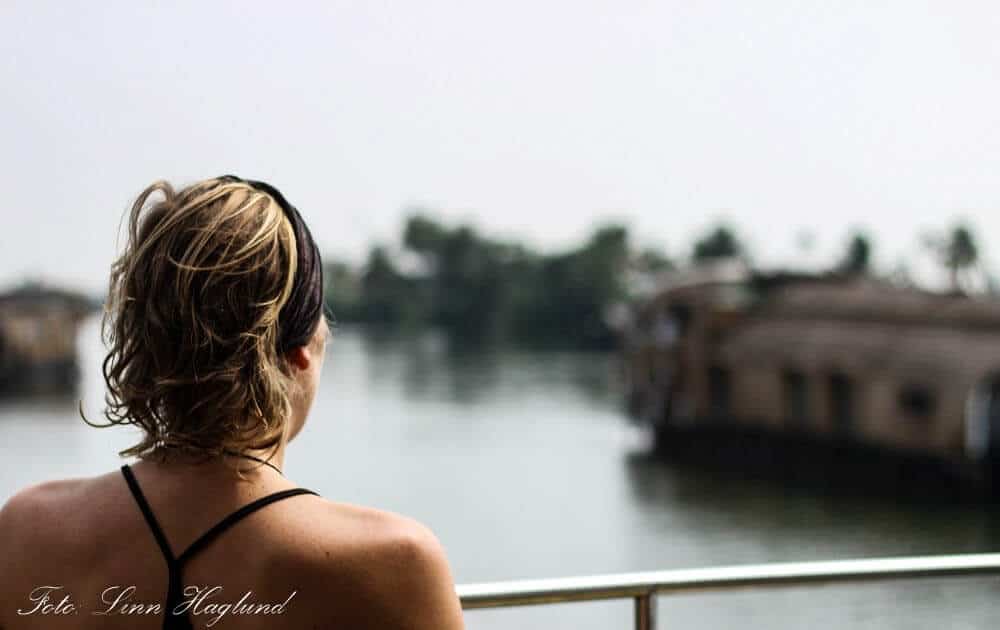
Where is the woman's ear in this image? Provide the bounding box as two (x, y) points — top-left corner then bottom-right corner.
(285, 345), (311, 371)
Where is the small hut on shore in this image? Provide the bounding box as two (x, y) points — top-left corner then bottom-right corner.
(622, 264), (1000, 472)
(0, 283), (97, 396)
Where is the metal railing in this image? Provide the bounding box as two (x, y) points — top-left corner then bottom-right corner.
(457, 552), (1000, 629)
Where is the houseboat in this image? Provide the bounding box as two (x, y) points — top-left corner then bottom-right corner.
(620, 262), (1000, 493)
(0, 283), (97, 396)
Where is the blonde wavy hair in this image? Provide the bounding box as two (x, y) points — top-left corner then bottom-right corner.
(89, 176), (325, 464)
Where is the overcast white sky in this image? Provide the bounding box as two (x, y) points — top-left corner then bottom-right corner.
(2, 1), (999, 294)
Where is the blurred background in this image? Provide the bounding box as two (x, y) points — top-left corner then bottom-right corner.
(3, 2), (1000, 628)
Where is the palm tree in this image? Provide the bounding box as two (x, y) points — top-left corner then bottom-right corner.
(945, 226), (978, 291)
(837, 232), (872, 275)
(692, 225), (743, 263)
(923, 224), (979, 292)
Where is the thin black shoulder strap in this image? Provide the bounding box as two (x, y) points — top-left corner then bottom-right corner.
(120, 464), (177, 564)
(177, 488), (318, 565)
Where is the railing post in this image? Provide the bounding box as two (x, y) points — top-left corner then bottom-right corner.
(634, 592), (656, 630)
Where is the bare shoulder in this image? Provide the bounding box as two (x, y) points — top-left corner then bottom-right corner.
(0, 477), (90, 546)
(290, 499), (454, 583)
(282, 499), (466, 629)
(0, 472), (125, 567)
(0, 476), (99, 616)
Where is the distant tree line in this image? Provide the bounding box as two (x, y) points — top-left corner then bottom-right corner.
(326, 215), (635, 348)
(323, 214), (986, 349)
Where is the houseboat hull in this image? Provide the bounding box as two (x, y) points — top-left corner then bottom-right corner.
(647, 421), (990, 500)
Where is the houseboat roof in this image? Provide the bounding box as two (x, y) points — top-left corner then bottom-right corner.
(761, 279), (1000, 328)
(719, 318), (1000, 385)
(0, 283), (99, 315)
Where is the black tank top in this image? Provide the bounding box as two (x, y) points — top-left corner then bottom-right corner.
(120, 464), (318, 630)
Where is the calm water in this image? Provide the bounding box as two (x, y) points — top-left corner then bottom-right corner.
(2, 315), (999, 629)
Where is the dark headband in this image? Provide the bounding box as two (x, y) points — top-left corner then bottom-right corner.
(217, 175), (325, 354)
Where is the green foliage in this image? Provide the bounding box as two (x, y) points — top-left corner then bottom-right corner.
(324, 215), (633, 348)
(510, 224), (630, 347)
(403, 214), (448, 259)
(838, 232), (872, 275)
(924, 223), (980, 292)
(692, 225), (742, 262)
(634, 248), (674, 273)
(946, 225), (978, 273)
(323, 261), (362, 321)
(358, 246), (415, 323)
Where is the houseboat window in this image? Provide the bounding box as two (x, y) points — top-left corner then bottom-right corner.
(898, 384), (935, 422)
(782, 369), (809, 426)
(668, 303), (692, 335)
(828, 373), (853, 434)
(707, 364), (731, 419)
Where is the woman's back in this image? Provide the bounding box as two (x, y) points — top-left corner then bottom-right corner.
(1, 459), (464, 629)
(0, 176), (465, 629)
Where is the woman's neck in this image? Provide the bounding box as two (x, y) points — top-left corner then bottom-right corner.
(145, 442), (288, 479)
(224, 447), (286, 476)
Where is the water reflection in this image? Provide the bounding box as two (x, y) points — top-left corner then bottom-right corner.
(356, 324), (623, 406)
(625, 450), (1000, 560)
